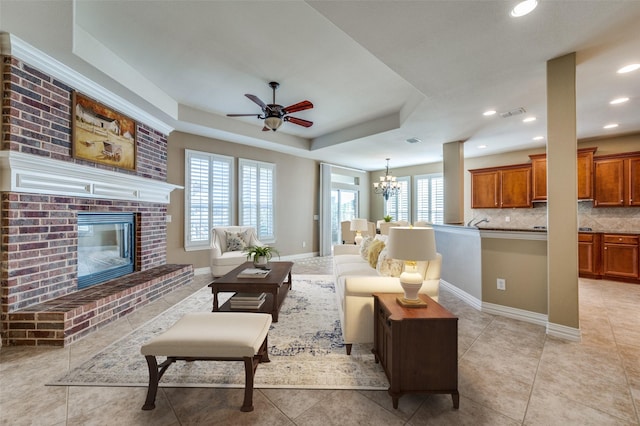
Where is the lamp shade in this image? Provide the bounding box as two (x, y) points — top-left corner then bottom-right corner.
(386, 227), (437, 261)
(350, 218), (368, 232)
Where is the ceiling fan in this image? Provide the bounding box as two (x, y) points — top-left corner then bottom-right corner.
(226, 81), (313, 132)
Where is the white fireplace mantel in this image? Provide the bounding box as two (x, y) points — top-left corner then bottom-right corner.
(0, 151), (182, 204)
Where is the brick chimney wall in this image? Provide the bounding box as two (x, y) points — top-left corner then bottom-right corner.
(1, 56), (170, 314)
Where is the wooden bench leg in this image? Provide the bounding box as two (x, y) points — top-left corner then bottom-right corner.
(142, 355), (176, 410)
(142, 355), (159, 410)
(241, 336), (270, 412)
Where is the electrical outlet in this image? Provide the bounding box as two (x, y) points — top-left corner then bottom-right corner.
(505, 216), (510, 222)
(302, 241), (306, 248)
(497, 278), (506, 290)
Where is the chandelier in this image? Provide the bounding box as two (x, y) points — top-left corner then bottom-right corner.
(373, 158), (400, 201)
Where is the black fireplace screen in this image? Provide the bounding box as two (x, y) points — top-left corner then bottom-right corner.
(77, 213), (135, 289)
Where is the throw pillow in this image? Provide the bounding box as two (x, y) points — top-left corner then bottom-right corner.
(359, 236), (373, 260)
(376, 248), (404, 277)
(225, 231), (247, 252)
(367, 239), (386, 269)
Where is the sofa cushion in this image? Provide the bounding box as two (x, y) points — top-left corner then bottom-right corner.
(367, 239), (385, 268)
(376, 248), (403, 277)
(359, 236), (373, 260)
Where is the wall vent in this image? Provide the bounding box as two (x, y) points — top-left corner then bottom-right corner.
(499, 107), (527, 118)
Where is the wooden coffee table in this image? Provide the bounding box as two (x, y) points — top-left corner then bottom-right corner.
(208, 261), (293, 322)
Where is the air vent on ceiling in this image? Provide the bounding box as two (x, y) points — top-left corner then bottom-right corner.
(406, 137), (422, 144)
(499, 107), (527, 118)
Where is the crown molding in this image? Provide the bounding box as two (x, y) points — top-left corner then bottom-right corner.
(5, 34), (174, 135)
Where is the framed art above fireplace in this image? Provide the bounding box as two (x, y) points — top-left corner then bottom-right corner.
(72, 91), (137, 171)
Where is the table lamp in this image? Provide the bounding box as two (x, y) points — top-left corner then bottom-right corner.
(386, 226), (437, 308)
(350, 218), (368, 245)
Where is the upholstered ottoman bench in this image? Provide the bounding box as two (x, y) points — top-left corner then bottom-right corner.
(140, 312), (272, 412)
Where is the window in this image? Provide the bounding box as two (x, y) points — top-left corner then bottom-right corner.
(384, 176), (410, 222)
(184, 150), (233, 249)
(239, 159), (275, 242)
(415, 173), (444, 224)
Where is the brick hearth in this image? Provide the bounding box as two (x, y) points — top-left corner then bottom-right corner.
(5, 264), (193, 346)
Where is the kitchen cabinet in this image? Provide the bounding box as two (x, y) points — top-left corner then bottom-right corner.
(578, 233), (601, 278)
(470, 164), (532, 208)
(593, 152), (640, 207)
(529, 147), (596, 201)
(602, 234), (639, 279)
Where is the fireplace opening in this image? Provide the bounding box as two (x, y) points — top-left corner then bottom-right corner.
(77, 212), (135, 289)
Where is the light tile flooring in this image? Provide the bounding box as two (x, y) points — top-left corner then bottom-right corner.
(1, 257), (639, 425)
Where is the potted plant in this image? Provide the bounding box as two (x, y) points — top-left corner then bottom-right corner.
(244, 245), (280, 267)
(383, 215), (393, 222)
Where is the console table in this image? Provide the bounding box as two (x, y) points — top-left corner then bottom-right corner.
(372, 293), (459, 409)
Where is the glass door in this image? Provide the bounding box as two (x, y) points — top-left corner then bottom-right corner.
(331, 189), (358, 245)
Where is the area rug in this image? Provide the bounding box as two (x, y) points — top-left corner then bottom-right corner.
(50, 275), (388, 390)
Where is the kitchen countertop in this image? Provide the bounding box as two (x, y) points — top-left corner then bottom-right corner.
(433, 224), (639, 235)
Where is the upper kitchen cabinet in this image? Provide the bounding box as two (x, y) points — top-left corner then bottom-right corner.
(528, 147), (596, 201)
(470, 164), (532, 209)
(593, 152), (640, 207)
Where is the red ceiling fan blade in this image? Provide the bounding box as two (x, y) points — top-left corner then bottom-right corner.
(283, 100), (313, 114)
(227, 114), (261, 117)
(285, 116), (313, 127)
(245, 94), (267, 110)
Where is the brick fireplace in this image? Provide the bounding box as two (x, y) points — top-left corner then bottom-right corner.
(1, 46), (189, 346)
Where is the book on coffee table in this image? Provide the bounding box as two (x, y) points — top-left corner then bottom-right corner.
(237, 268), (271, 278)
(230, 292), (266, 309)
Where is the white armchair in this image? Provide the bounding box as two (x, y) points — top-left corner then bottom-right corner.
(210, 226), (263, 277)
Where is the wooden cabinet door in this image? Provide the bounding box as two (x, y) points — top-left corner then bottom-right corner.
(594, 158), (625, 207)
(471, 170), (499, 208)
(578, 233), (600, 276)
(530, 155), (547, 201)
(602, 235), (639, 279)
(628, 157), (640, 206)
(577, 149), (595, 199)
(500, 166), (532, 208)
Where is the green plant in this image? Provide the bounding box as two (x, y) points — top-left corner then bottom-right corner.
(383, 215), (393, 222)
(243, 245), (280, 261)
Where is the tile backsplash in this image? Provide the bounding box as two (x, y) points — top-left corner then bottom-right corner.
(466, 203), (640, 233)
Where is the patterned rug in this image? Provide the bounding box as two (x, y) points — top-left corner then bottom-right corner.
(50, 275), (388, 390)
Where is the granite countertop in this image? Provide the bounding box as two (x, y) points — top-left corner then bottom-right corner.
(434, 224), (638, 235)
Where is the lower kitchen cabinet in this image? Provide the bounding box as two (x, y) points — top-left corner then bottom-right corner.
(602, 234), (639, 279)
(579, 232), (640, 283)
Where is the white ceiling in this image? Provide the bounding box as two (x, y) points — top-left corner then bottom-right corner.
(1, 0), (640, 171)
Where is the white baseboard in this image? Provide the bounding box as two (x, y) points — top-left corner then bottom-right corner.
(440, 280), (482, 310)
(482, 302), (548, 327)
(441, 279), (580, 341)
(546, 322), (582, 341)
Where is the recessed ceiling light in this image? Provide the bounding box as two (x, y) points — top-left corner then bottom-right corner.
(478, 145), (488, 149)
(533, 136), (544, 141)
(603, 123), (619, 129)
(510, 0), (538, 17)
(617, 64), (640, 74)
(610, 97), (629, 105)
(483, 110), (497, 116)
(523, 117), (537, 123)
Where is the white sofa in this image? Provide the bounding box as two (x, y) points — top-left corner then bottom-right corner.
(332, 239), (441, 355)
(210, 226), (263, 277)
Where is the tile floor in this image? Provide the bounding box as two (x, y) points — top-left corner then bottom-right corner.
(1, 257), (639, 425)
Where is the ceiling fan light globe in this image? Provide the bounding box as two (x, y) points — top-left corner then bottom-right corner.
(264, 116), (283, 131)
